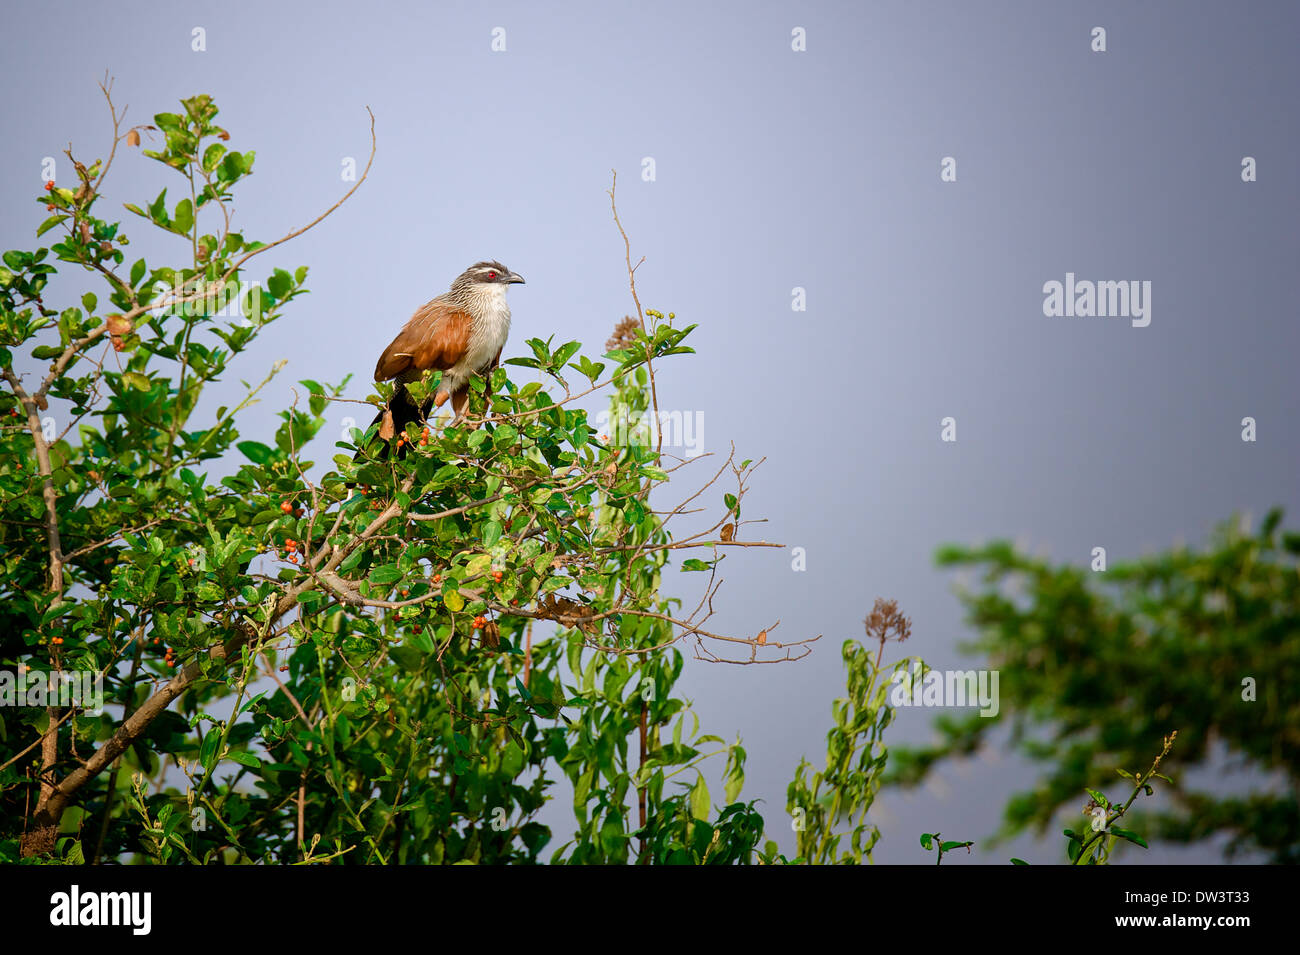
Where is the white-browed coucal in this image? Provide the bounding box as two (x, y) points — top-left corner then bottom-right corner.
(361, 260), (524, 455)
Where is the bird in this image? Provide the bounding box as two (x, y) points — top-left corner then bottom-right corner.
(360, 261), (525, 456)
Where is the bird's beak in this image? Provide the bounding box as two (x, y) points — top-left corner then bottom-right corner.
(507, 272), (526, 285)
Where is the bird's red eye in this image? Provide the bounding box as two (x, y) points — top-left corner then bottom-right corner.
(488, 271), (497, 280)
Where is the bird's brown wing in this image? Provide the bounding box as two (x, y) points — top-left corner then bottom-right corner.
(373, 298), (474, 381)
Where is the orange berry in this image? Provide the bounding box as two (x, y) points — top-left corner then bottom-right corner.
(472, 615), (486, 629)
(46, 203), (55, 212)
(432, 573), (441, 584)
(279, 665), (289, 672)
(43, 181), (54, 191)
(281, 501), (292, 513)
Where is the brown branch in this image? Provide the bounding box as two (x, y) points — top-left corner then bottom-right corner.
(608, 170), (661, 462)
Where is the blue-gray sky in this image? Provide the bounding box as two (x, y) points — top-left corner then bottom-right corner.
(3, 0), (1297, 863)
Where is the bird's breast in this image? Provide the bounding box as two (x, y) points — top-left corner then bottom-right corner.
(456, 305), (511, 378)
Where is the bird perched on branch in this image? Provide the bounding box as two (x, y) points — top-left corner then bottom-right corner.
(361, 261), (525, 455)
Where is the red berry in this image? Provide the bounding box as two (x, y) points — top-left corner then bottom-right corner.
(281, 501), (292, 513)
(46, 203), (55, 211)
(43, 181), (53, 191)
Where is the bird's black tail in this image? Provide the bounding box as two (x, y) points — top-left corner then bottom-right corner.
(353, 384), (431, 464)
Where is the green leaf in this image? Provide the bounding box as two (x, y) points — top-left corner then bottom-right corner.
(443, 590), (465, 612)
(36, 215), (68, 237)
(552, 341), (581, 367)
(236, 441), (274, 464)
(173, 199), (194, 235)
(1110, 827), (1148, 849)
(202, 143), (227, 173)
(919, 833), (934, 849)
(148, 188), (168, 223)
(267, 268), (292, 299)
(369, 564), (402, 586)
(122, 372), (151, 392)
(219, 151), (245, 182)
(199, 728), (220, 773)
(690, 776), (711, 820)
(527, 338), (551, 364)
(1010, 857), (1029, 865)
(228, 751), (262, 769)
(411, 627), (434, 653)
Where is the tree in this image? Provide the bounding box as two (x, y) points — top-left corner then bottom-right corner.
(0, 85), (829, 864)
(889, 511), (1300, 863)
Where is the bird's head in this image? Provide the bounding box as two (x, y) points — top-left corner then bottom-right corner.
(452, 260), (525, 294)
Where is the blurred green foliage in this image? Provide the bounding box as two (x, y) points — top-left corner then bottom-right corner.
(890, 511), (1300, 862)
